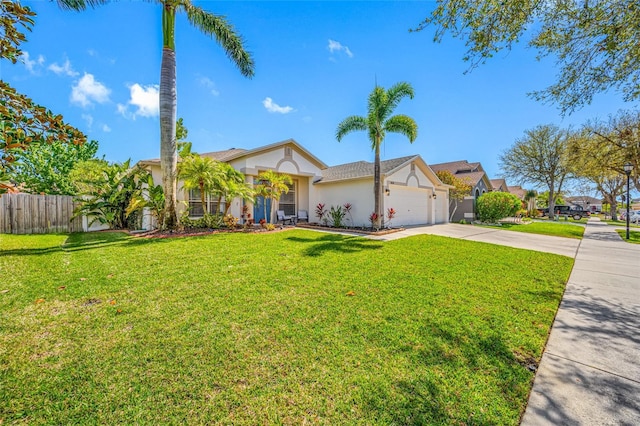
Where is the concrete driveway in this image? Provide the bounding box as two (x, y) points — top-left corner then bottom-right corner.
(368, 223), (581, 258)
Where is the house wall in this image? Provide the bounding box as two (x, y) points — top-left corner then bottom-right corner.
(385, 164), (436, 225)
(312, 179), (373, 227)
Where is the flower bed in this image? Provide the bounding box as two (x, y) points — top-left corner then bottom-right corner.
(296, 222), (404, 236)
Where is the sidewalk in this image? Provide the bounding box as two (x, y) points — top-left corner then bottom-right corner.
(521, 219), (640, 425)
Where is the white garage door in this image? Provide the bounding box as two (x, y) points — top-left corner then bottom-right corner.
(434, 192), (448, 224)
(387, 185), (430, 226)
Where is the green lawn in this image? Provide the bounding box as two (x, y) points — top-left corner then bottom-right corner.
(483, 221), (585, 239)
(0, 230), (573, 425)
(616, 229), (640, 243)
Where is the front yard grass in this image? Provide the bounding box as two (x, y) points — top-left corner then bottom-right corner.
(616, 229), (640, 243)
(483, 221), (585, 239)
(0, 230), (573, 425)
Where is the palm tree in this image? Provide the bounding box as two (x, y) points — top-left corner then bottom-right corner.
(255, 170), (293, 223)
(336, 82), (417, 227)
(58, 0), (254, 229)
(524, 189), (538, 215)
(178, 155), (219, 215)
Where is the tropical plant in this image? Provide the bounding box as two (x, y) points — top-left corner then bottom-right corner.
(524, 189), (538, 217)
(223, 214), (239, 229)
(343, 202), (353, 224)
(336, 82), (418, 227)
(212, 162), (254, 216)
(369, 212), (379, 230)
(328, 205), (346, 228)
(126, 173), (166, 228)
(58, 0), (255, 229)
(178, 154), (219, 215)
(73, 160), (149, 230)
(9, 139), (99, 195)
(254, 170), (292, 223)
(386, 207), (396, 228)
(436, 170), (473, 221)
(315, 203), (327, 223)
(476, 192), (523, 223)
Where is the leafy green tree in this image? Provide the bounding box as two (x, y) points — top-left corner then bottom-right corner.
(73, 160), (150, 230)
(500, 124), (574, 219)
(59, 0), (255, 229)
(436, 170), (472, 222)
(1, 2), (86, 193)
(476, 191), (522, 223)
(178, 154), (219, 215)
(9, 140), (99, 195)
(212, 162), (254, 216)
(417, 0), (640, 114)
(336, 82), (418, 227)
(69, 158), (110, 194)
(255, 170), (292, 223)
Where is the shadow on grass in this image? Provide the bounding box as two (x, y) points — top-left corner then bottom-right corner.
(1, 231), (169, 256)
(285, 233), (383, 257)
(362, 319), (547, 424)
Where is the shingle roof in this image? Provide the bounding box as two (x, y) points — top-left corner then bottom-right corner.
(316, 156), (416, 183)
(490, 178), (507, 191)
(430, 160), (482, 174)
(202, 148), (249, 162)
(508, 185), (527, 200)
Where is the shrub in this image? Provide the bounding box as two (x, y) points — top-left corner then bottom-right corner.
(223, 214), (239, 229)
(181, 213), (224, 229)
(369, 212), (379, 229)
(386, 207), (396, 227)
(476, 192), (523, 223)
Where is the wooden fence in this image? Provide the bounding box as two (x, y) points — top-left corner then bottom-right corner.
(0, 194), (83, 234)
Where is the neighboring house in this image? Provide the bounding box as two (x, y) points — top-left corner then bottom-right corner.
(565, 196), (603, 213)
(139, 138), (451, 228)
(429, 160), (493, 222)
(508, 185), (527, 201)
(490, 179), (508, 192)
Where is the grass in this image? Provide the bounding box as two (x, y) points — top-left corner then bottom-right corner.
(482, 221), (585, 239)
(616, 229), (640, 243)
(0, 230), (573, 425)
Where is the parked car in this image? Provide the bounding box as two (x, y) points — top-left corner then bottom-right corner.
(620, 210), (640, 223)
(537, 205), (591, 220)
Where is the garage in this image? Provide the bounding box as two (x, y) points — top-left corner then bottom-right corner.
(386, 184), (431, 226)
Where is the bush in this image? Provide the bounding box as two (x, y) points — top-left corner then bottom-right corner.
(180, 213), (224, 229)
(328, 205), (346, 227)
(476, 192), (523, 223)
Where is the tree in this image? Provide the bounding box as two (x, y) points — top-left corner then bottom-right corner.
(524, 189), (537, 216)
(499, 124), (574, 219)
(1, 2), (86, 194)
(212, 162), (254, 216)
(9, 139), (99, 195)
(178, 154), (219, 215)
(59, 1), (255, 229)
(417, 1), (640, 114)
(336, 82), (418, 227)
(435, 170), (472, 222)
(255, 170), (292, 223)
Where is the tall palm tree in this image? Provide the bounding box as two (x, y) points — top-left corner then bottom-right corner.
(58, 0), (254, 229)
(178, 155), (219, 215)
(524, 189), (538, 215)
(336, 82), (418, 227)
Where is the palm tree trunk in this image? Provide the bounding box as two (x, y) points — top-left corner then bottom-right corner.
(373, 143), (382, 228)
(199, 180), (207, 215)
(160, 4), (178, 229)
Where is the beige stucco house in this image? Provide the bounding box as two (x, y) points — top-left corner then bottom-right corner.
(139, 138), (450, 228)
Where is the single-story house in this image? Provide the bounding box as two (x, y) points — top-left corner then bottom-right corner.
(508, 185), (527, 201)
(139, 138), (451, 228)
(565, 196), (603, 213)
(429, 160), (493, 222)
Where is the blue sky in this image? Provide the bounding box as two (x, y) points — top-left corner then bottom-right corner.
(5, 1), (636, 183)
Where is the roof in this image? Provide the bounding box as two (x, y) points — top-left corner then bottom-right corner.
(429, 160), (483, 174)
(508, 185), (527, 200)
(490, 178), (507, 191)
(138, 138), (328, 169)
(316, 156), (417, 183)
(565, 196), (603, 204)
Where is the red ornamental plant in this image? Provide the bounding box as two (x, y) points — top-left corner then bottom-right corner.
(387, 207), (396, 227)
(343, 202), (354, 224)
(259, 218), (267, 228)
(369, 212), (379, 229)
(315, 203), (327, 221)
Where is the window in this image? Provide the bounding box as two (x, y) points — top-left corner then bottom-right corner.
(188, 189), (219, 217)
(284, 146), (293, 157)
(279, 181), (296, 215)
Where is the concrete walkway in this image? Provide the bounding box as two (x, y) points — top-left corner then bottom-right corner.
(521, 219), (640, 425)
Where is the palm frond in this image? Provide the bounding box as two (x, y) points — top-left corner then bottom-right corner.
(385, 82), (414, 114)
(56, 0), (110, 11)
(336, 115), (368, 141)
(182, 2), (255, 78)
(384, 115), (418, 143)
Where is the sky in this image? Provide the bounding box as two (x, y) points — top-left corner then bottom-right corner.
(4, 1), (637, 186)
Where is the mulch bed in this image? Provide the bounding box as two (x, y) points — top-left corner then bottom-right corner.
(295, 223), (405, 236)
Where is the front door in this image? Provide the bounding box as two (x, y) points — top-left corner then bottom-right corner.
(253, 197), (272, 223)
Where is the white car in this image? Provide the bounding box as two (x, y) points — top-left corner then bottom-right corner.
(620, 210), (640, 223)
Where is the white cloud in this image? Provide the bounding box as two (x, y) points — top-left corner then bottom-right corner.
(262, 97), (294, 114)
(328, 39), (353, 58)
(71, 73), (111, 107)
(118, 83), (159, 119)
(102, 124), (111, 132)
(49, 59), (79, 77)
(81, 113), (94, 128)
(198, 76), (220, 96)
(20, 51), (45, 73)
